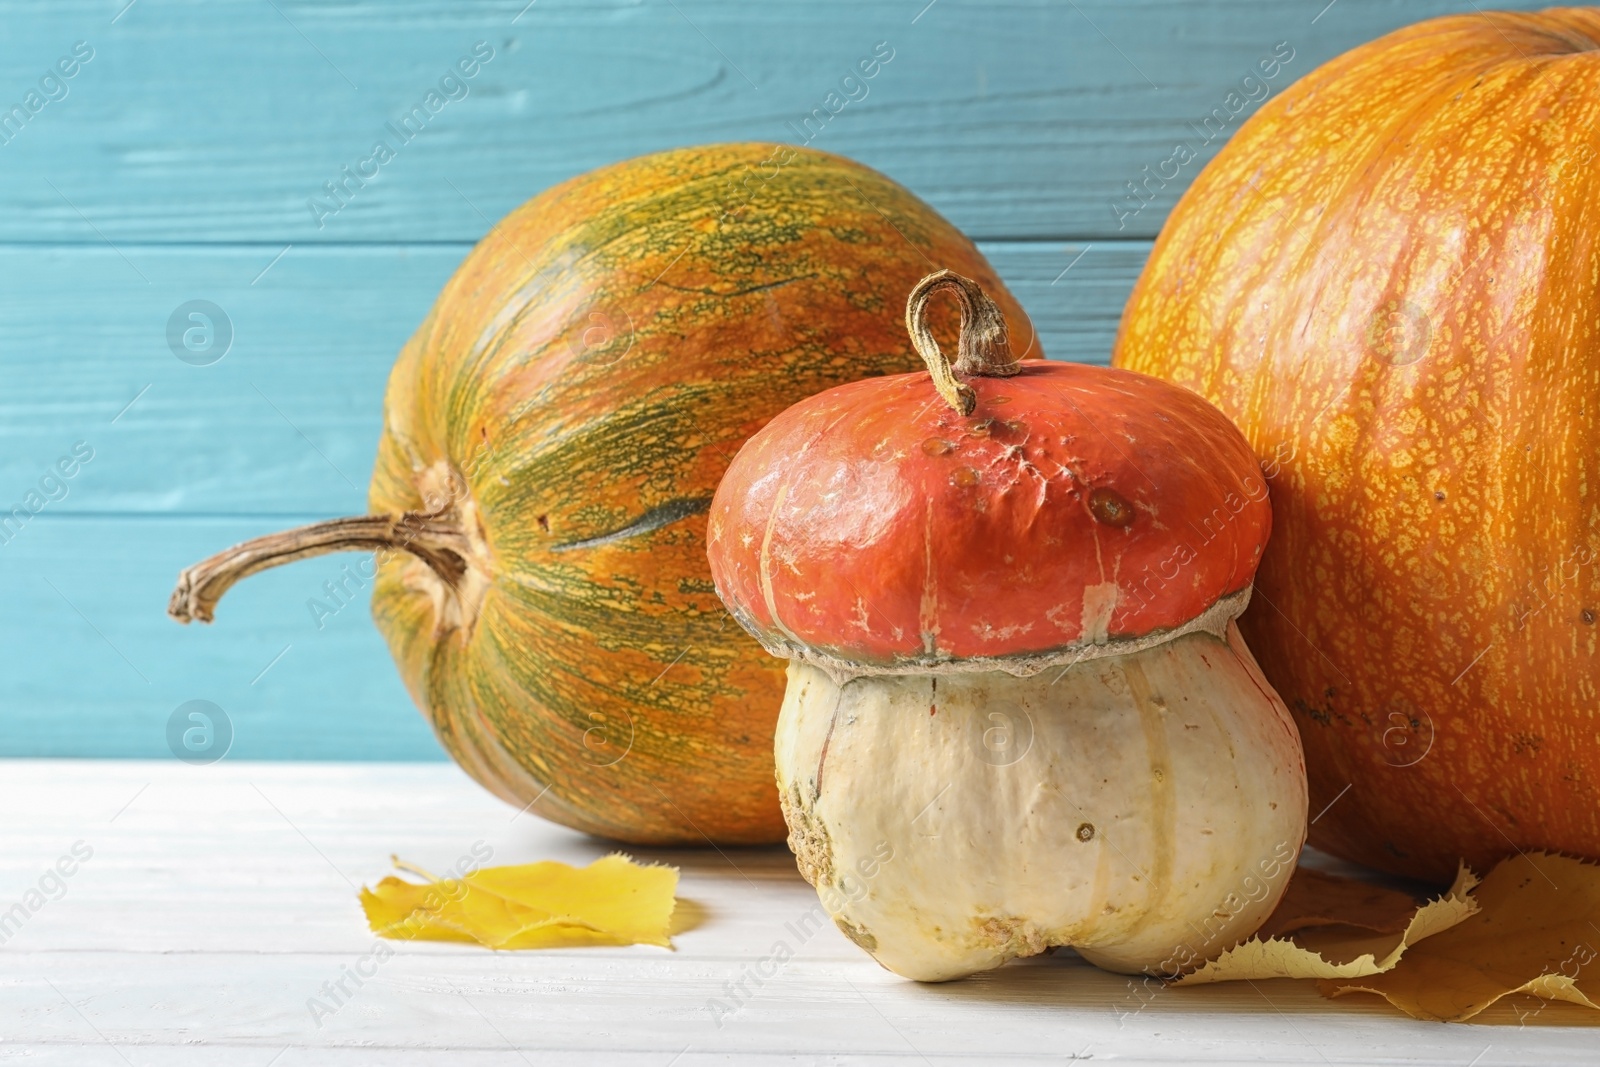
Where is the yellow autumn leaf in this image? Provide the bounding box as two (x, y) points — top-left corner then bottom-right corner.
(361, 853), (678, 950)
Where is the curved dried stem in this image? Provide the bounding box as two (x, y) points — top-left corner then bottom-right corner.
(904, 269), (1019, 415)
(168, 511), (469, 624)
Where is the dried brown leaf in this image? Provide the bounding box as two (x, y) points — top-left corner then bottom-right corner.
(1321, 853), (1600, 1021)
(1178, 865), (1479, 984)
(1256, 866), (1421, 940)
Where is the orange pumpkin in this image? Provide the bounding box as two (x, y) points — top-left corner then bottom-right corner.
(1114, 9), (1600, 881)
(168, 143), (1033, 845)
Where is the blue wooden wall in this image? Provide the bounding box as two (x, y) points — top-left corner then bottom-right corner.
(0, 0), (1553, 759)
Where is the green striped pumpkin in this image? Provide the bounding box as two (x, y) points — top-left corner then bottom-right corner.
(168, 143), (1035, 844)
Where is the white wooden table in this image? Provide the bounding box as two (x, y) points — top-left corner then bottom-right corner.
(2, 760), (1592, 1065)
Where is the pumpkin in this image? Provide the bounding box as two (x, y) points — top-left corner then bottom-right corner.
(708, 271), (1305, 980)
(1114, 9), (1600, 881)
(168, 144), (1034, 845)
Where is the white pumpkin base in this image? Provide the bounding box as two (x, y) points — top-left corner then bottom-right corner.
(774, 620), (1307, 982)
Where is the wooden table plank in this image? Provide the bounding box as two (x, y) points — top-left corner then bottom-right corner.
(2, 760), (1595, 1064)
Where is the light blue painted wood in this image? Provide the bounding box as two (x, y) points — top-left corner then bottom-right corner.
(3, 516), (434, 759)
(0, 0), (1550, 242)
(0, 241), (1142, 517)
(0, 245), (456, 519)
(0, 0), (1562, 758)
(0, 236), (1143, 760)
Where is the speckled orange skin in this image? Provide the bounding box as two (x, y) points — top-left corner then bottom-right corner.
(708, 361), (1270, 668)
(1114, 9), (1600, 881)
(366, 143), (1033, 845)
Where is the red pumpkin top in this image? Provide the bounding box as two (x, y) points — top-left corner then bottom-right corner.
(707, 271), (1271, 674)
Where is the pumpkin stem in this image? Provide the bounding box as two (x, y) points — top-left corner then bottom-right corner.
(167, 511), (469, 624)
(904, 269), (1020, 416)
